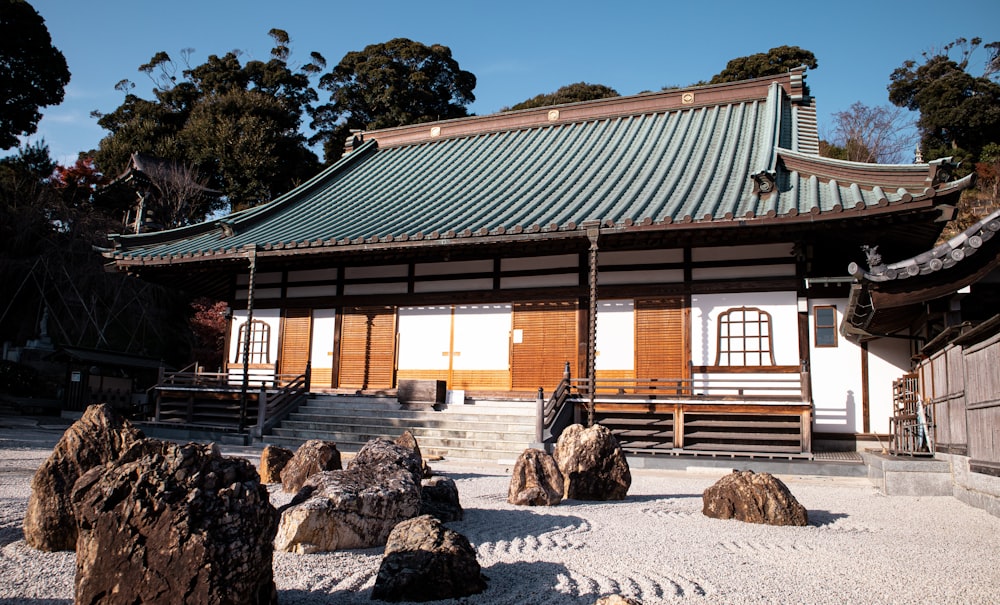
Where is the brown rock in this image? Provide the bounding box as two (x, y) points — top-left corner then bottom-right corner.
(349, 437), (423, 484)
(72, 439), (278, 604)
(280, 439), (342, 493)
(594, 595), (643, 605)
(508, 448), (564, 506)
(702, 470), (809, 526)
(420, 475), (463, 521)
(23, 403), (144, 551)
(553, 424), (631, 500)
(395, 429), (431, 477)
(259, 445), (293, 483)
(371, 515), (486, 602)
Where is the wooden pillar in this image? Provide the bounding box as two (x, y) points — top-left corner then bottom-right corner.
(861, 341), (871, 434)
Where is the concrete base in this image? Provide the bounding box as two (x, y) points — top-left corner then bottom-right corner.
(937, 452), (1000, 518)
(628, 453), (867, 477)
(862, 452), (952, 496)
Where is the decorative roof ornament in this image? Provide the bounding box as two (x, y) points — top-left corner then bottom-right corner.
(928, 157), (958, 186)
(751, 171), (776, 197)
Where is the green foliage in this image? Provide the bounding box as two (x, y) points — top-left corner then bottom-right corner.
(709, 46), (817, 86)
(93, 29), (323, 211)
(888, 37), (1000, 167)
(314, 38), (476, 134)
(0, 0), (71, 150)
(503, 82), (619, 111)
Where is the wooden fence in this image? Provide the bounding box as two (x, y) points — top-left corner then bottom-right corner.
(917, 316), (1000, 475)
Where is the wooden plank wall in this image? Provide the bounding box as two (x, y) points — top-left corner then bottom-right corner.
(964, 331), (1000, 466)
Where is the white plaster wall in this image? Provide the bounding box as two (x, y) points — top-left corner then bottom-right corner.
(595, 300), (634, 371)
(397, 306), (452, 370)
(690, 291), (798, 367)
(807, 298), (912, 435)
(809, 299), (862, 434)
(867, 338), (914, 434)
(452, 304), (511, 370)
(310, 309), (337, 372)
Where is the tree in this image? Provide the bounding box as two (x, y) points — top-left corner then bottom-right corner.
(0, 1), (71, 150)
(821, 102), (915, 164)
(503, 82), (619, 111)
(313, 38), (476, 148)
(710, 46), (817, 86)
(93, 29), (323, 212)
(888, 37), (1000, 167)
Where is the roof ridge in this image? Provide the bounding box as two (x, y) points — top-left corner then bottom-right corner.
(365, 71), (808, 149)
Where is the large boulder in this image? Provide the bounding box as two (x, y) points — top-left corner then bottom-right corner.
(274, 439), (423, 553)
(23, 403), (144, 551)
(371, 515), (487, 602)
(72, 439), (278, 605)
(508, 448), (564, 506)
(553, 424), (631, 500)
(280, 439), (342, 493)
(702, 470), (809, 526)
(420, 475), (463, 522)
(259, 445), (294, 484)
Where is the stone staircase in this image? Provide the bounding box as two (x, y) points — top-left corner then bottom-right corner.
(263, 394), (537, 463)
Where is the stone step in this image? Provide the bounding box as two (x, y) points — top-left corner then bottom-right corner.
(275, 421), (533, 443)
(264, 431), (528, 463)
(286, 412), (535, 429)
(265, 394), (537, 463)
(300, 398), (535, 417)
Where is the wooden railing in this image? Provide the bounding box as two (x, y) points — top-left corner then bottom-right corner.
(536, 363), (811, 454)
(150, 363), (310, 433)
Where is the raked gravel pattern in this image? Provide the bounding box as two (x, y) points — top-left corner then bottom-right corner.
(1, 422), (1000, 604)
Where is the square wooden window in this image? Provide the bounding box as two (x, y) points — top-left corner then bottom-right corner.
(813, 305), (838, 348)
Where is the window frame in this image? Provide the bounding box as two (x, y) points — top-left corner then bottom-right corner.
(714, 306), (775, 367)
(233, 319), (271, 364)
(813, 304), (839, 348)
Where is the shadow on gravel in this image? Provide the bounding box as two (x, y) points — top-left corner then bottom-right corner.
(456, 507), (589, 546)
(807, 509), (849, 526)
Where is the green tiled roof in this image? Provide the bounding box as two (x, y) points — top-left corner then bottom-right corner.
(109, 70), (972, 265)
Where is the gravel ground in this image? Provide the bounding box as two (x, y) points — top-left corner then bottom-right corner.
(2, 417), (999, 604)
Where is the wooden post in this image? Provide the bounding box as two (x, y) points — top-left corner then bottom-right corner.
(586, 228), (599, 426)
(535, 387), (544, 444)
(239, 245), (258, 431)
(255, 387), (268, 438)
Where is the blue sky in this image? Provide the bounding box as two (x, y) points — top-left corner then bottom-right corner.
(23, 0), (1000, 166)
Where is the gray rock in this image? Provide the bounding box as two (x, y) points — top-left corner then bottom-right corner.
(508, 448), (564, 506)
(702, 470), (809, 526)
(274, 439), (424, 553)
(371, 514), (486, 602)
(23, 403), (144, 551)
